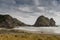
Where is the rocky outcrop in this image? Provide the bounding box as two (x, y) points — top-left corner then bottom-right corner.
(50, 18), (55, 26)
(34, 15), (56, 27)
(13, 18), (26, 26)
(0, 14), (56, 28)
(0, 14), (26, 28)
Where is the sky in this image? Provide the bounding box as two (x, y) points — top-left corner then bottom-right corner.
(0, 0), (60, 25)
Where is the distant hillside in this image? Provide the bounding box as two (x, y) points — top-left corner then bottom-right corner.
(0, 14), (26, 28)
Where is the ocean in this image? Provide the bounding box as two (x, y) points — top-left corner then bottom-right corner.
(13, 26), (60, 34)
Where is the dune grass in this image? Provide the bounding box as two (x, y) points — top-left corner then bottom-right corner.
(0, 33), (60, 40)
(0, 29), (60, 40)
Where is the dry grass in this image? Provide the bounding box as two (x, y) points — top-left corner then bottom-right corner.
(0, 29), (60, 40)
(0, 33), (60, 40)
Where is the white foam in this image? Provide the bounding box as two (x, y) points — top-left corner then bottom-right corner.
(13, 27), (60, 33)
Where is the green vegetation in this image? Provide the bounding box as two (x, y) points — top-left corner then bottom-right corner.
(34, 15), (56, 26)
(0, 14), (26, 28)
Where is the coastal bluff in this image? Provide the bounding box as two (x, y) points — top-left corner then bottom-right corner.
(0, 15), (56, 28)
(34, 15), (56, 27)
(0, 14), (26, 28)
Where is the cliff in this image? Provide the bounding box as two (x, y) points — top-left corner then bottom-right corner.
(0, 14), (56, 28)
(34, 15), (56, 27)
(0, 14), (26, 28)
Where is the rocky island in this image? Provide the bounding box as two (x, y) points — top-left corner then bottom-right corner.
(34, 15), (56, 27)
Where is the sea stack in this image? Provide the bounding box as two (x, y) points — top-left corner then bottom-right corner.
(34, 15), (56, 27)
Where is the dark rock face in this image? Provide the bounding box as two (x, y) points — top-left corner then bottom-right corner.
(50, 18), (56, 26)
(0, 14), (26, 28)
(34, 15), (56, 27)
(13, 18), (26, 26)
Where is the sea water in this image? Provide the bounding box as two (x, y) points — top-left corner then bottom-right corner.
(13, 26), (60, 34)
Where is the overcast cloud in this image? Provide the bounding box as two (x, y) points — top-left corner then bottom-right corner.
(0, 0), (60, 25)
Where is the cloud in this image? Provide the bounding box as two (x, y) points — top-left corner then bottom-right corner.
(0, 0), (60, 25)
(0, 0), (59, 16)
(15, 0), (34, 6)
